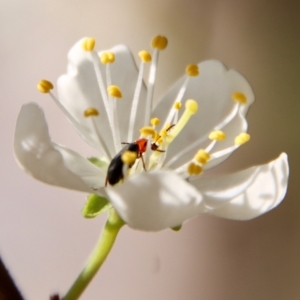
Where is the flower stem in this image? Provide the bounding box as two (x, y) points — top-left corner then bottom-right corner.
(63, 209), (125, 300)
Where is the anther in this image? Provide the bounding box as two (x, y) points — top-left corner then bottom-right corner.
(151, 35), (168, 50)
(121, 151), (137, 165)
(107, 85), (122, 98)
(173, 101), (182, 110)
(37, 80), (53, 93)
(187, 163), (203, 176)
(82, 38), (96, 52)
(100, 51), (115, 64)
(194, 149), (210, 165)
(186, 64), (199, 77)
(235, 132), (250, 145)
(140, 126), (156, 138)
(150, 118), (160, 126)
(139, 50), (152, 63)
(232, 92), (247, 104)
(209, 131), (226, 141)
(84, 108), (99, 117)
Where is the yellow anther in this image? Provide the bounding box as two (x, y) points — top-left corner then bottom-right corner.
(209, 130), (226, 141)
(235, 133), (250, 145)
(186, 64), (199, 76)
(37, 80), (54, 93)
(82, 38), (96, 52)
(121, 151), (137, 165)
(107, 85), (122, 98)
(84, 108), (99, 117)
(194, 149), (210, 165)
(100, 51), (115, 64)
(139, 126), (156, 138)
(151, 35), (168, 50)
(139, 50), (152, 63)
(150, 118), (160, 126)
(185, 99), (198, 114)
(232, 92), (247, 104)
(173, 101), (182, 110)
(187, 163), (203, 176)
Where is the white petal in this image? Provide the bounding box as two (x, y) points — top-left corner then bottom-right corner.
(57, 39), (147, 157)
(191, 153), (289, 220)
(103, 171), (203, 231)
(14, 103), (105, 193)
(153, 60), (254, 168)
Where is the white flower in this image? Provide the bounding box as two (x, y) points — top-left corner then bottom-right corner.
(14, 37), (289, 231)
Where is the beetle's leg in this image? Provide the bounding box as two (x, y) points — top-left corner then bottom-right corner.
(140, 154), (147, 171)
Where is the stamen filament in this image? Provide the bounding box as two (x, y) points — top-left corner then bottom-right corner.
(144, 49), (159, 125)
(163, 77), (189, 126)
(128, 62), (145, 141)
(111, 97), (122, 154)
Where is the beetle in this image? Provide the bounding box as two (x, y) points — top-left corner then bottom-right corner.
(105, 138), (163, 186)
(105, 125), (175, 186)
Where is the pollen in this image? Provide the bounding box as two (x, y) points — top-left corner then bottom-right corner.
(150, 118), (160, 126)
(139, 50), (152, 63)
(186, 64), (199, 76)
(121, 151), (137, 165)
(209, 130), (226, 141)
(194, 149), (210, 165)
(100, 51), (115, 64)
(187, 163), (203, 176)
(235, 132), (250, 145)
(185, 99), (198, 114)
(84, 107), (99, 117)
(173, 101), (182, 110)
(139, 126), (156, 138)
(82, 38), (96, 52)
(232, 92), (247, 104)
(107, 85), (122, 98)
(37, 80), (54, 93)
(151, 35), (168, 50)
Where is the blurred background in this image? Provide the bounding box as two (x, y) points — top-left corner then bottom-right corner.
(1, 0), (300, 299)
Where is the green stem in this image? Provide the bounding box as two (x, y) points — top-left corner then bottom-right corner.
(63, 209), (125, 300)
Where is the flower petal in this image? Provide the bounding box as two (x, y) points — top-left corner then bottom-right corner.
(57, 39), (147, 157)
(14, 103), (105, 193)
(103, 171), (203, 231)
(191, 153), (289, 220)
(153, 60), (254, 168)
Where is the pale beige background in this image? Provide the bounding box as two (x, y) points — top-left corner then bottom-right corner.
(1, 0), (300, 299)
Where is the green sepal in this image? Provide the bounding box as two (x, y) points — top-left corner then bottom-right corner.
(171, 225), (182, 232)
(82, 194), (112, 218)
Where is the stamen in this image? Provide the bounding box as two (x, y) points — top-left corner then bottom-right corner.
(128, 51), (151, 141)
(139, 50), (152, 63)
(232, 92), (247, 104)
(174, 102), (182, 110)
(82, 38), (96, 51)
(83, 107), (112, 160)
(187, 163), (203, 176)
(139, 126), (156, 138)
(235, 133), (250, 145)
(185, 64), (199, 77)
(100, 52), (115, 64)
(37, 80), (53, 93)
(151, 35), (168, 50)
(107, 85), (122, 98)
(106, 85), (122, 153)
(166, 99), (198, 144)
(209, 130), (226, 141)
(145, 35), (168, 125)
(150, 118), (160, 127)
(194, 149), (210, 165)
(84, 107), (99, 117)
(121, 151), (137, 165)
